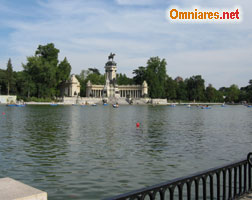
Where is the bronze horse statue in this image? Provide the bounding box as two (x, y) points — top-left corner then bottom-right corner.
(108, 53), (115, 61)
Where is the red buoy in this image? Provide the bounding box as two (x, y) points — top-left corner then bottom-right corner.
(136, 122), (140, 128)
(2, 112), (6, 115)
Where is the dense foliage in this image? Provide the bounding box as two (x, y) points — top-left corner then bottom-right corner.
(0, 43), (71, 100)
(75, 68), (105, 97)
(0, 44), (251, 103)
(130, 56), (251, 103)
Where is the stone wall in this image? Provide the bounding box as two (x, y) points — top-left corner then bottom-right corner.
(62, 97), (103, 105)
(62, 96), (167, 105)
(151, 98), (168, 105)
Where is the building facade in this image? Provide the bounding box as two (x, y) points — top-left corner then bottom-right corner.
(86, 54), (148, 98)
(61, 74), (80, 97)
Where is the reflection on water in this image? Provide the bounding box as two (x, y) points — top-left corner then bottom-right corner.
(0, 105), (251, 199)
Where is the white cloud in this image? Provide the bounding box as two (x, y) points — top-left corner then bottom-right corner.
(0, 0), (251, 88)
(115, 0), (155, 6)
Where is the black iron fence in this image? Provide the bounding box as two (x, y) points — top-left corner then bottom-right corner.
(104, 153), (252, 200)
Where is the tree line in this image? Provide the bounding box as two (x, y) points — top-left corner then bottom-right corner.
(0, 43), (251, 103)
(0, 43), (71, 101)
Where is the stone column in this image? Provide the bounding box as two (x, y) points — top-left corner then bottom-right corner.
(70, 85), (72, 97)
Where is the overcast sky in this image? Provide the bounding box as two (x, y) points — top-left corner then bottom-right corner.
(0, 0), (251, 88)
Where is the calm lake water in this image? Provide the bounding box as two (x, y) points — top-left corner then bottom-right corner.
(0, 105), (251, 199)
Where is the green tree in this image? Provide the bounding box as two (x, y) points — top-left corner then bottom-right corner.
(75, 70), (92, 97)
(35, 43), (59, 65)
(133, 66), (146, 85)
(76, 69), (105, 97)
(0, 69), (7, 95)
(165, 76), (177, 100)
(88, 68), (101, 75)
(6, 58), (14, 95)
(57, 57), (71, 83)
(205, 84), (216, 102)
(240, 80), (252, 103)
(226, 84), (240, 103)
(117, 73), (133, 85)
(86, 73), (105, 85)
(14, 71), (35, 99)
(185, 75), (206, 101)
(247, 80), (252, 103)
(176, 81), (188, 101)
(145, 57), (167, 98)
(56, 57), (72, 96)
(23, 43), (70, 99)
(75, 76), (87, 97)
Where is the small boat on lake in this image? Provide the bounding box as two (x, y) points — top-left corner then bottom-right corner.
(112, 103), (119, 108)
(92, 104), (97, 106)
(170, 103), (176, 107)
(6, 103), (26, 107)
(201, 105), (211, 109)
(16, 104), (26, 107)
(247, 105), (252, 108)
(6, 104), (16, 107)
(103, 103), (108, 106)
(50, 103), (58, 106)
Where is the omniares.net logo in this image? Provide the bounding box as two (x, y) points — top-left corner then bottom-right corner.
(166, 6), (242, 23)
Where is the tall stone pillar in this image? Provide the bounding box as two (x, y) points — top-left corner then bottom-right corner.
(86, 80), (92, 97)
(142, 81), (148, 97)
(103, 53), (119, 98)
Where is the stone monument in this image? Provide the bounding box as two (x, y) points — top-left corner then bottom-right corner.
(103, 53), (120, 98)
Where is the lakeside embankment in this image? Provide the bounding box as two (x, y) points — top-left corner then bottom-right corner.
(14, 102), (225, 105)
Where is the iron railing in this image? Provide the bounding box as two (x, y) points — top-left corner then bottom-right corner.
(104, 153), (252, 200)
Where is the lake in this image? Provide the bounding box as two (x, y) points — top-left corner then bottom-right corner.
(0, 105), (251, 199)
